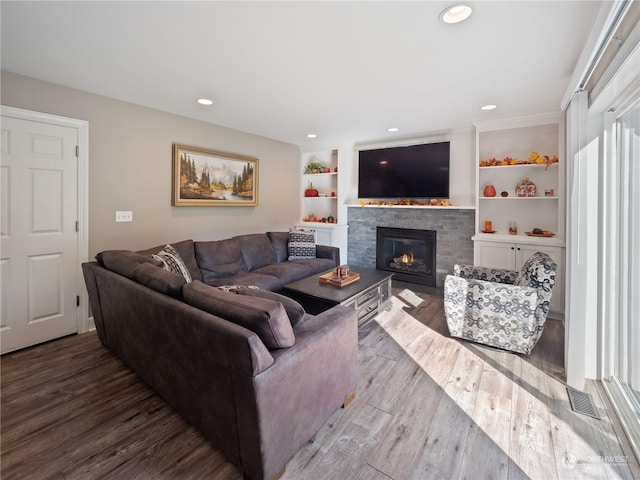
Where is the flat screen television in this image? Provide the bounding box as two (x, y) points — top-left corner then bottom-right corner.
(358, 141), (450, 199)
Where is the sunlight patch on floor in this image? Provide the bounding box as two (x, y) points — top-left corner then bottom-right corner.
(397, 288), (424, 308)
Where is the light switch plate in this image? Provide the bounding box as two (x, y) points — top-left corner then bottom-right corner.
(115, 211), (133, 222)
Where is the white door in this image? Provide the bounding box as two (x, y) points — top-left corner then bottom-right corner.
(1, 115), (79, 353)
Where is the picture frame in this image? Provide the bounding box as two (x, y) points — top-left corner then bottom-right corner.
(172, 144), (258, 207)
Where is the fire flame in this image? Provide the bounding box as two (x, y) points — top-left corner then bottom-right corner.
(401, 253), (414, 264)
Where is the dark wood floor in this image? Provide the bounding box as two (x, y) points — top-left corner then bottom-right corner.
(2, 288), (639, 479)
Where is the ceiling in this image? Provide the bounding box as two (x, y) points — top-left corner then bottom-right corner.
(1, 1), (605, 150)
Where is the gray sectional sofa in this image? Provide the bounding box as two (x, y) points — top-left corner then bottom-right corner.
(82, 231), (358, 480)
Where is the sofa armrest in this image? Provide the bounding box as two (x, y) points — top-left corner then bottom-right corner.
(231, 305), (357, 480)
(316, 244), (340, 266)
(454, 264), (518, 284)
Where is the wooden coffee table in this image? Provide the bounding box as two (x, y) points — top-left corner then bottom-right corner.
(281, 267), (393, 326)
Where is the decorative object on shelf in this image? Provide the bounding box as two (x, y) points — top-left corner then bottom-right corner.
(501, 190), (509, 197)
(358, 199), (452, 207)
(479, 152), (559, 168)
(545, 188), (555, 197)
(172, 144), (258, 207)
(483, 220), (494, 233)
(304, 183), (319, 197)
(528, 151), (559, 169)
(509, 221), (518, 235)
(305, 160), (325, 174)
(515, 177), (536, 197)
(526, 228), (555, 237)
(327, 214), (335, 223)
(483, 184), (497, 197)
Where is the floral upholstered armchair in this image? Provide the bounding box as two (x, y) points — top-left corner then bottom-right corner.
(444, 252), (557, 355)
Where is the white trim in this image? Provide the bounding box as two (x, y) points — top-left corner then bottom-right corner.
(0, 106), (91, 333)
(565, 91), (590, 390)
(590, 20), (640, 113)
(561, 0), (633, 110)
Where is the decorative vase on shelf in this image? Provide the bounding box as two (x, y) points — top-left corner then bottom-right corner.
(516, 178), (536, 197)
(483, 184), (496, 197)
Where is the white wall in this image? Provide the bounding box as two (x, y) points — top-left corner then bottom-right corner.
(1, 72), (302, 257)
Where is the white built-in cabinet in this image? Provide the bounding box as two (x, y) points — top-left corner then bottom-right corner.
(298, 146), (351, 262)
(473, 113), (566, 319)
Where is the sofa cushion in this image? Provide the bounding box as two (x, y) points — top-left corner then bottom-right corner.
(267, 231), (289, 263)
(132, 262), (186, 299)
(195, 239), (248, 283)
(235, 234), (277, 271)
(253, 262), (312, 285)
(289, 257), (336, 275)
(288, 228), (316, 260)
(231, 287), (305, 327)
(183, 281), (295, 349)
(207, 272), (282, 291)
(138, 240), (202, 283)
(96, 250), (162, 280)
(152, 244), (193, 283)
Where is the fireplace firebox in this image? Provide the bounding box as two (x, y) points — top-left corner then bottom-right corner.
(376, 227), (436, 286)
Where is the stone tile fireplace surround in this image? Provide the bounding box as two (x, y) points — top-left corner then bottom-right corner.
(347, 207), (475, 288)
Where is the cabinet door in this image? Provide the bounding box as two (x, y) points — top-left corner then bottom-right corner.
(476, 242), (516, 269)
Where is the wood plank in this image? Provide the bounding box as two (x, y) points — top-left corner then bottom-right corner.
(456, 352), (516, 480)
(302, 403), (393, 479)
(508, 355), (558, 479)
(407, 345), (485, 479)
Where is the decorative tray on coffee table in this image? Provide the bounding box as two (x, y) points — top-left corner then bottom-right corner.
(319, 271), (360, 287)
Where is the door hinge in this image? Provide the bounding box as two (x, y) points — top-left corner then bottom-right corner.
(76, 295), (80, 307)
(75, 220), (79, 232)
(75, 145), (79, 157)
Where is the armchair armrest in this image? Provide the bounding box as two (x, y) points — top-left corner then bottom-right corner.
(454, 264), (518, 284)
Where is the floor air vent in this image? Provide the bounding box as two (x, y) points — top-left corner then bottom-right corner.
(567, 387), (600, 419)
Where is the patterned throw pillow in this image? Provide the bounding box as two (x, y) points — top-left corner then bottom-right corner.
(152, 244), (193, 283)
(287, 228), (316, 260)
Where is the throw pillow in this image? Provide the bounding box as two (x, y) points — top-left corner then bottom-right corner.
(288, 227), (316, 260)
(152, 244), (193, 283)
(224, 286), (306, 327)
(132, 262), (186, 300)
(183, 281), (295, 349)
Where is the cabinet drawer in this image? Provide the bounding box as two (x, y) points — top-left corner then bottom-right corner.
(355, 286), (380, 308)
(358, 295), (378, 317)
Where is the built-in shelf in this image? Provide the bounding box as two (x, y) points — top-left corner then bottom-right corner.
(479, 197), (559, 201)
(472, 232), (565, 246)
(347, 204), (475, 210)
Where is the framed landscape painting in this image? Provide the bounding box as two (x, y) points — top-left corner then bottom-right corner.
(172, 144), (258, 206)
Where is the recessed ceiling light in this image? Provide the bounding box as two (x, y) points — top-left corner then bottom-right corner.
(197, 98), (213, 106)
(481, 104), (497, 110)
(440, 4), (473, 24)
(307, 134), (317, 138)
(387, 127), (399, 132)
